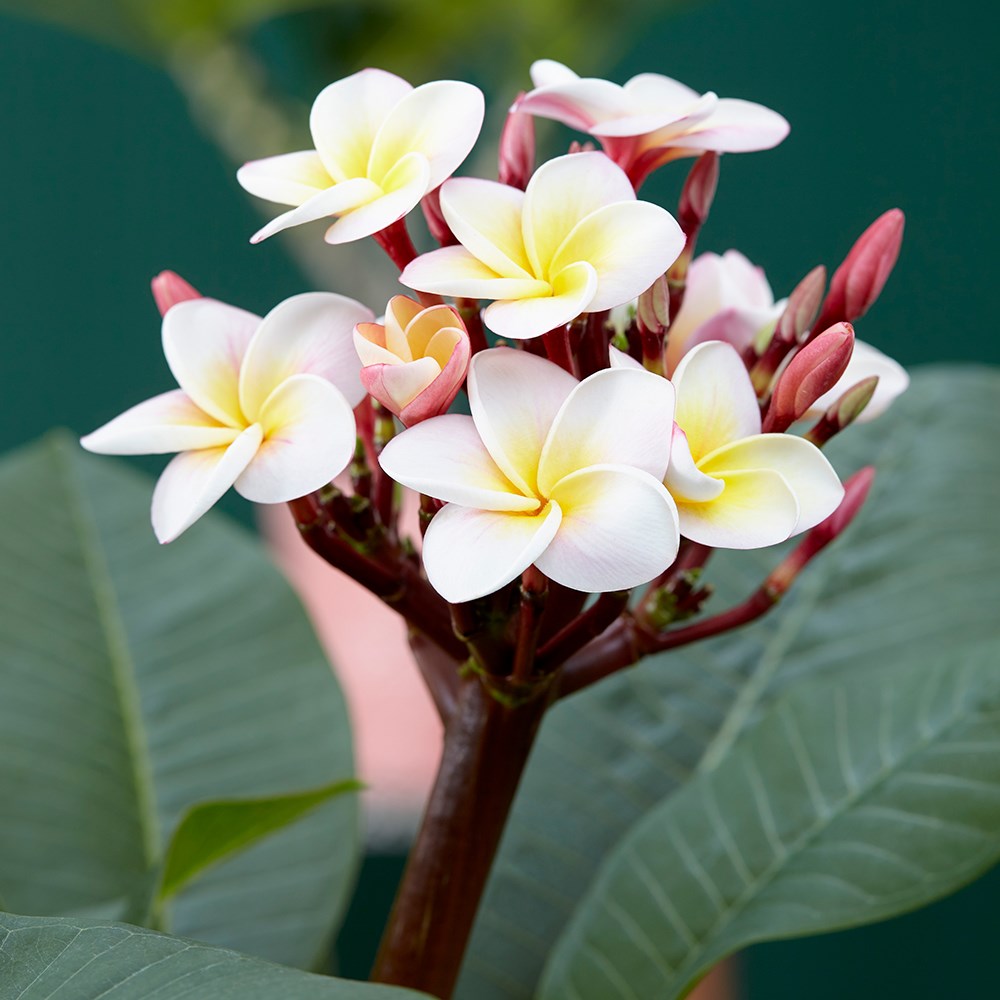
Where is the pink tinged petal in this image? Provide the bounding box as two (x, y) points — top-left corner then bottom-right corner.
(309, 68), (413, 182)
(151, 424), (263, 543)
(671, 341), (761, 459)
(250, 177), (383, 243)
(236, 151), (334, 207)
(621, 72), (702, 112)
(378, 414), (537, 512)
(699, 433), (844, 533)
(81, 390), (239, 456)
(666, 306), (763, 375)
(675, 98), (790, 152)
(482, 260), (598, 341)
(398, 335), (470, 425)
(522, 152), (635, 278)
(468, 348), (578, 497)
(440, 178), (533, 278)
(550, 200), (684, 311)
(529, 59), (581, 88)
(362, 356), (441, 414)
(423, 501), (562, 603)
(367, 80), (485, 190)
(515, 77), (629, 133)
(675, 467), (799, 549)
(592, 87), (717, 139)
(236, 374), (355, 503)
(540, 465), (679, 592)
(354, 326), (400, 367)
(162, 298), (261, 428)
(663, 424), (724, 503)
(239, 292), (373, 422)
(323, 152), (431, 245)
(538, 367), (675, 494)
(808, 339), (909, 422)
(401, 245), (549, 301)
(719, 249), (777, 308)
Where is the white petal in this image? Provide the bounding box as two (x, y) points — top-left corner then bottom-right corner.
(699, 433), (843, 533)
(309, 68), (412, 181)
(678, 98), (790, 152)
(151, 425), (262, 543)
(483, 260), (598, 340)
(622, 72), (702, 112)
(538, 367), (674, 494)
(592, 86), (714, 139)
(522, 152), (635, 278)
(368, 356), (442, 410)
(402, 245), (549, 300)
(367, 80), (485, 190)
(236, 151), (333, 206)
(529, 59), (581, 88)
(379, 413), (537, 512)
(236, 375), (355, 503)
(672, 341), (761, 460)
(718, 249), (777, 308)
(608, 344), (644, 370)
(675, 467), (799, 549)
(162, 298), (261, 427)
(239, 292), (373, 421)
(422, 501), (562, 603)
(541, 465), (679, 592)
(807, 339), (909, 421)
(550, 200), (684, 311)
(468, 348), (578, 497)
(441, 178), (533, 278)
(250, 178), (382, 243)
(516, 78), (628, 133)
(663, 424), (724, 502)
(81, 390), (238, 456)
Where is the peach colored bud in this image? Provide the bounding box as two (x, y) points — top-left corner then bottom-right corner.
(498, 95), (536, 190)
(151, 271), (201, 317)
(421, 188), (458, 247)
(816, 209), (904, 329)
(677, 152), (719, 233)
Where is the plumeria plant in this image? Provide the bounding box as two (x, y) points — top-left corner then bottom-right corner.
(5, 58), (999, 1000)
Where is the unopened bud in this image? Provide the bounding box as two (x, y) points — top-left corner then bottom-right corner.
(151, 271), (200, 316)
(764, 322), (855, 432)
(421, 188), (457, 247)
(637, 274), (670, 336)
(677, 152), (720, 233)
(775, 265), (826, 345)
(816, 209), (904, 330)
(498, 95), (535, 190)
(804, 375), (879, 446)
(568, 139), (597, 154)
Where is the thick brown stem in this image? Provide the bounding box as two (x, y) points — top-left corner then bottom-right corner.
(371, 671), (555, 997)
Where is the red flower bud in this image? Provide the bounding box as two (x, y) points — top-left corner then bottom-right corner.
(421, 188), (458, 247)
(151, 271), (200, 317)
(498, 95), (536, 190)
(775, 265), (826, 345)
(677, 152), (720, 234)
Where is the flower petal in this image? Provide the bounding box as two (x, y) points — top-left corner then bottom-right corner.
(162, 298), (261, 427)
(699, 433), (843, 533)
(362, 356), (441, 413)
(422, 501), (562, 603)
(541, 464), (679, 591)
(468, 348), (578, 496)
(550, 200), (684, 311)
(249, 178), (382, 243)
(807, 339), (909, 422)
(239, 292), (372, 420)
(401, 245), (549, 300)
(398, 335), (470, 425)
(677, 98), (790, 153)
(663, 423), (724, 502)
(517, 73), (628, 133)
(151, 424), (263, 543)
(538, 367), (674, 494)
(367, 80), (485, 190)
(621, 72), (702, 112)
(529, 59), (581, 88)
(671, 340), (761, 460)
(379, 413), (537, 512)
(81, 390), (239, 456)
(483, 260), (598, 340)
(236, 151), (333, 206)
(309, 68), (413, 181)
(235, 374), (355, 503)
(675, 467), (799, 549)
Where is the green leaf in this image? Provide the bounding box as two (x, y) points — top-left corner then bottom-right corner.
(0, 434), (359, 968)
(540, 643), (1000, 999)
(158, 779), (363, 902)
(457, 365), (1000, 999)
(0, 912), (432, 999)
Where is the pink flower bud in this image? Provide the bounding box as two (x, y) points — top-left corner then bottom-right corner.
(421, 189), (458, 247)
(775, 265), (826, 345)
(498, 95), (536, 190)
(354, 295), (470, 426)
(151, 271), (201, 317)
(677, 153), (719, 233)
(816, 209), (904, 329)
(764, 322), (855, 432)
(637, 274), (670, 336)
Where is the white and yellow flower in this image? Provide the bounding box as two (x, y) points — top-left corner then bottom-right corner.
(400, 152), (684, 340)
(379, 348), (679, 602)
(237, 68), (484, 245)
(82, 293), (373, 542)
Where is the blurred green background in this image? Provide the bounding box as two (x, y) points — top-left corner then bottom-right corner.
(1, 0), (996, 994)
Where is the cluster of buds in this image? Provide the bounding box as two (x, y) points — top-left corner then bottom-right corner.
(82, 61), (908, 700)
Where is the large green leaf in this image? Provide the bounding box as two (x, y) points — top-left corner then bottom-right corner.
(0, 912), (430, 999)
(540, 642), (1000, 998)
(457, 365), (1000, 998)
(0, 434), (359, 968)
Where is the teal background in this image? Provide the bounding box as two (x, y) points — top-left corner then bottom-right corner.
(1, 0), (996, 995)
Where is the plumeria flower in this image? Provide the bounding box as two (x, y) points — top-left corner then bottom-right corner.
(82, 293), (373, 542)
(354, 295), (471, 425)
(515, 59), (789, 186)
(237, 69), (484, 245)
(665, 341), (843, 548)
(379, 348), (679, 602)
(400, 152), (684, 340)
